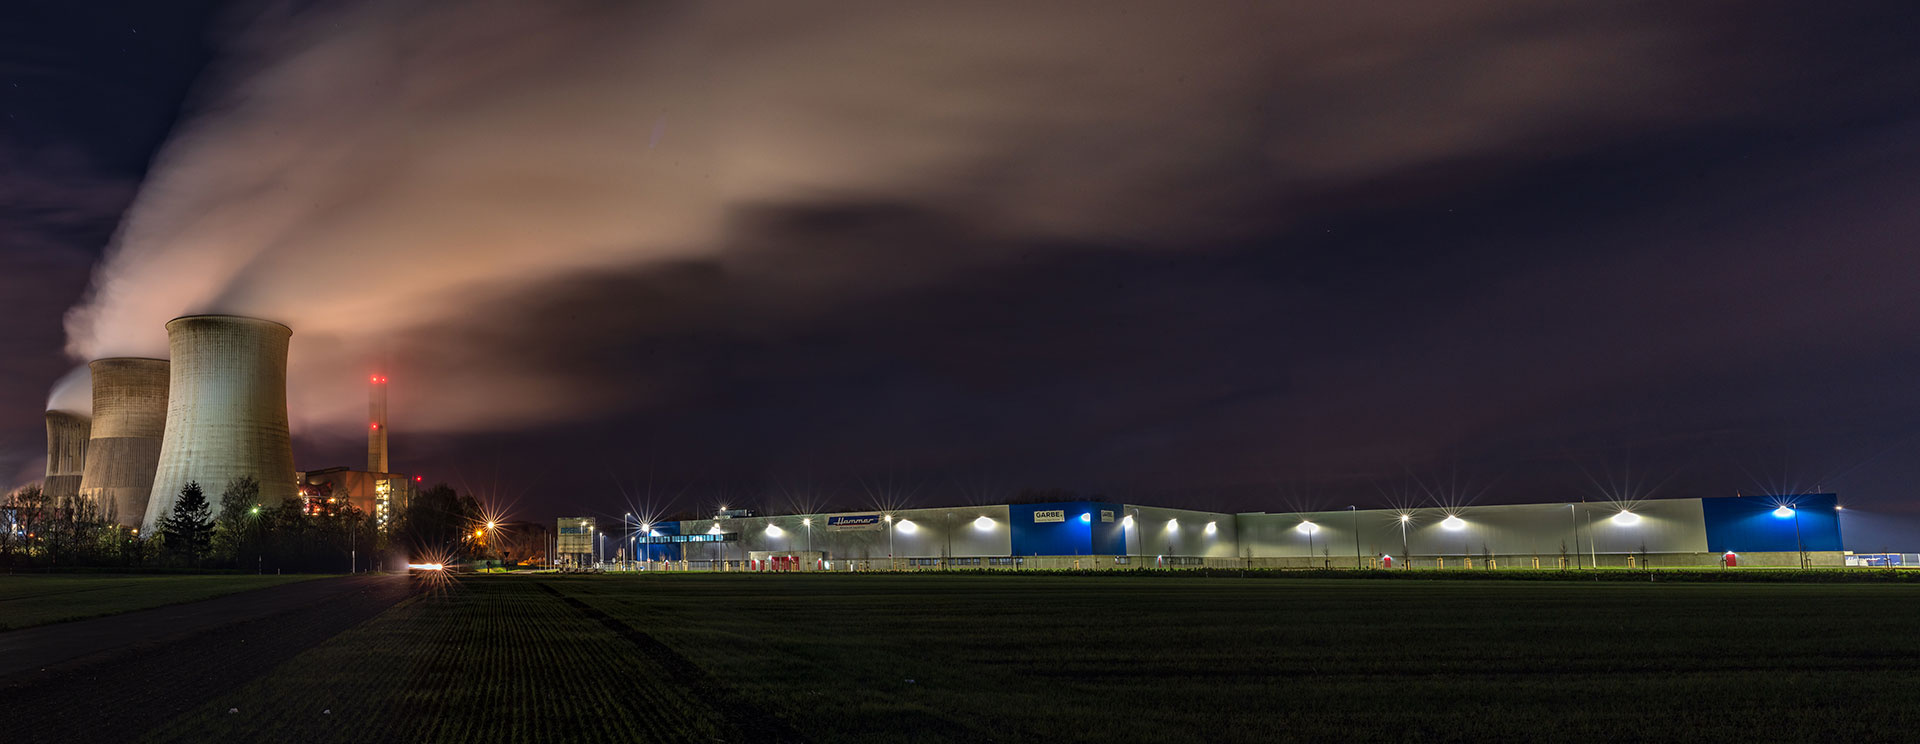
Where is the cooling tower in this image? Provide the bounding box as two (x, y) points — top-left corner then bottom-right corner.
(43, 410), (91, 501)
(77, 358), (169, 528)
(144, 315), (296, 533)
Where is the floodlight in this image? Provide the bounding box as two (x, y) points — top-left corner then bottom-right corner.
(1296, 521), (1318, 534)
(1441, 515), (1466, 531)
(1612, 511), (1640, 526)
(1773, 505), (1795, 518)
(973, 516), (994, 531)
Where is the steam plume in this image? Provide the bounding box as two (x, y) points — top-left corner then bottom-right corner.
(62, 1), (1699, 432)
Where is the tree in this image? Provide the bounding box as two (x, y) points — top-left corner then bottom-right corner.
(394, 484), (482, 564)
(159, 482), (214, 565)
(212, 476), (262, 565)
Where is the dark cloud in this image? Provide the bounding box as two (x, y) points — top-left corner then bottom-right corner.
(7, 1), (1920, 526)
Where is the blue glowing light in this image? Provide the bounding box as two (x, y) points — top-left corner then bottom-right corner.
(1079, 513), (1091, 523)
(1772, 505), (1795, 518)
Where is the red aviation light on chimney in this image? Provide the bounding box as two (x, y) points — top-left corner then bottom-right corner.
(370, 422), (380, 431)
(370, 375), (387, 384)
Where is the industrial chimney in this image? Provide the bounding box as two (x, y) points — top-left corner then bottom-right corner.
(43, 410), (91, 501)
(144, 315), (296, 532)
(369, 374), (388, 473)
(77, 357), (169, 528)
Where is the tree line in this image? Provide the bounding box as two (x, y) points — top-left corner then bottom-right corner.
(2, 477), (494, 572)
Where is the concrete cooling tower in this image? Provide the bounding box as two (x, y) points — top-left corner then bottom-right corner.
(77, 358), (169, 528)
(42, 410), (90, 501)
(144, 315), (296, 533)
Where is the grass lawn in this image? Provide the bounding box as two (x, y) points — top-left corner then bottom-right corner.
(0, 573), (320, 631)
(152, 573), (1920, 742)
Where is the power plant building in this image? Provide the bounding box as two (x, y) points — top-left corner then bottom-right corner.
(76, 357), (169, 528)
(633, 494), (1849, 571)
(297, 467), (416, 526)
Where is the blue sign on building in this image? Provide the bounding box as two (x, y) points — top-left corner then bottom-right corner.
(1702, 493), (1843, 553)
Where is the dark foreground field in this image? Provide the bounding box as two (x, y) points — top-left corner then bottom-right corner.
(0, 573), (319, 630)
(104, 573), (1920, 743)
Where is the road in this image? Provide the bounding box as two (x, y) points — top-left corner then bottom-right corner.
(0, 573), (417, 742)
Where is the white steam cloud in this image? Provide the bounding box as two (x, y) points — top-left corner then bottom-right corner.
(61, 1), (1698, 434)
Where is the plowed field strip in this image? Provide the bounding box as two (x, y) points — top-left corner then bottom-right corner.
(143, 576), (761, 743)
(530, 580), (807, 743)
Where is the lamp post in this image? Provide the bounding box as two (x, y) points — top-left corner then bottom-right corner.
(1790, 504), (1805, 569)
(1398, 514), (1411, 569)
(1130, 508), (1140, 566)
(1349, 506), (1360, 569)
(885, 514), (895, 571)
(1569, 504), (1581, 569)
(803, 517), (813, 570)
(1587, 507), (1597, 569)
(624, 512), (633, 571)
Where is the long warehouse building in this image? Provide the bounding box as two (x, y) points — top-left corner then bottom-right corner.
(610, 494), (1852, 570)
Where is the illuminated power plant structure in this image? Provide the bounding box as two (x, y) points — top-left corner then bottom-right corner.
(76, 357), (169, 527)
(144, 315), (298, 532)
(42, 410), (89, 502)
(607, 494), (1853, 571)
(37, 314), (416, 537)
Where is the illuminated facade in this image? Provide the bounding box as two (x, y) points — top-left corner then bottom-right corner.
(556, 517), (595, 566)
(298, 467), (416, 529)
(658, 494), (1854, 571)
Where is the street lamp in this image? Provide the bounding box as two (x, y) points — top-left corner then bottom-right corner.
(1297, 520), (1318, 568)
(1398, 513), (1411, 569)
(884, 514), (895, 570)
(802, 517), (813, 569)
(1568, 504), (1581, 569)
(1349, 505), (1360, 569)
(1776, 503), (1806, 568)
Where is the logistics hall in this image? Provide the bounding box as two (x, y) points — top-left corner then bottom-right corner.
(583, 493), (1861, 571)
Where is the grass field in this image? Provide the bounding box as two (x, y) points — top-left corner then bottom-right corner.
(150, 573), (1920, 742)
(0, 574), (320, 630)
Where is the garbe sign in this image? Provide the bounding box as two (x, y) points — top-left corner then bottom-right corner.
(827, 514), (883, 531)
(1033, 510), (1066, 523)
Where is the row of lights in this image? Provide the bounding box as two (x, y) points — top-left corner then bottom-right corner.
(759, 514), (1007, 537)
(722, 503), (1846, 538)
(685, 503), (1844, 550)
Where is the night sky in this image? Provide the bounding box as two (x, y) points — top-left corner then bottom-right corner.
(5, 2), (1920, 543)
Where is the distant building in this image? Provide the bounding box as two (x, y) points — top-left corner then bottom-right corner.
(658, 493), (1854, 571)
(556, 517), (595, 566)
(298, 467), (417, 529)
